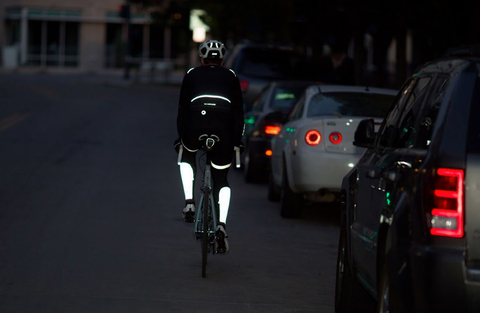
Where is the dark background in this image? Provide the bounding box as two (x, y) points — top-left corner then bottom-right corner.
(129, 0), (480, 88)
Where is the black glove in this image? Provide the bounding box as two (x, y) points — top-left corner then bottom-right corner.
(173, 138), (182, 153)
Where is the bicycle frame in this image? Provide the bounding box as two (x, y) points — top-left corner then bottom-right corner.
(193, 135), (219, 278)
(194, 153), (218, 241)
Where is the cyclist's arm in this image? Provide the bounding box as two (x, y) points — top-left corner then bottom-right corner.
(232, 75), (244, 146)
(177, 74), (192, 139)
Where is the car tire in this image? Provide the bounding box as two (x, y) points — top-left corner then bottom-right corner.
(335, 223), (375, 313)
(377, 263), (391, 313)
(267, 171), (281, 202)
(280, 163), (302, 218)
(243, 147), (260, 182)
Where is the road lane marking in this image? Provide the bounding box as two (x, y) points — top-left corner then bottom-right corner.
(0, 113), (30, 132)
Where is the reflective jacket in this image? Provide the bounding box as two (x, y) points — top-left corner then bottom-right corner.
(177, 65), (244, 146)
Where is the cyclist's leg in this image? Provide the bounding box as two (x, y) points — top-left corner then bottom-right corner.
(211, 167), (230, 255)
(178, 139), (198, 221)
(211, 166), (231, 224)
(210, 143), (231, 252)
(210, 140), (234, 225)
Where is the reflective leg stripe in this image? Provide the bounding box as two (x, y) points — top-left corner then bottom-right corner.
(211, 161), (231, 170)
(179, 162), (194, 200)
(191, 95), (231, 103)
(177, 145), (183, 165)
(218, 187), (231, 224)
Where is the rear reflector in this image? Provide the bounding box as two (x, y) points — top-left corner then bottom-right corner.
(430, 168), (464, 238)
(239, 80), (249, 93)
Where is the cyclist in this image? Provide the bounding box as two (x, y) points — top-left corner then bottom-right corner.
(174, 39), (244, 253)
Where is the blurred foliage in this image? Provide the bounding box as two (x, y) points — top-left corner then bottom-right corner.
(129, 0), (476, 58)
(130, 0), (478, 86)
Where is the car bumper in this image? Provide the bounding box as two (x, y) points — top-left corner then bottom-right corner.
(401, 244), (480, 312)
(289, 151), (361, 193)
(247, 137), (272, 170)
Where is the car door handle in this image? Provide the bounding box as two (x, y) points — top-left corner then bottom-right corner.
(367, 168), (398, 182)
(366, 168), (382, 178)
(383, 170), (398, 182)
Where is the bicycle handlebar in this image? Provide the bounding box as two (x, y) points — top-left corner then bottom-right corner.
(234, 146), (241, 168)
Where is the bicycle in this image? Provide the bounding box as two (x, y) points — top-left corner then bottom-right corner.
(182, 134), (240, 278)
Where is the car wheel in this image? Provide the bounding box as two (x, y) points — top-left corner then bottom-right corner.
(267, 171), (281, 202)
(243, 147), (259, 182)
(280, 163), (302, 218)
(377, 263), (390, 313)
(335, 224), (375, 313)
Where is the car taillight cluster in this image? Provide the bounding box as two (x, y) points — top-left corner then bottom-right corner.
(329, 132), (342, 144)
(262, 123), (281, 157)
(239, 79), (249, 93)
(305, 130), (321, 145)
(430, 168), (464, 238)
(305, 130), (343, 146)
(264, 125), (281, 135)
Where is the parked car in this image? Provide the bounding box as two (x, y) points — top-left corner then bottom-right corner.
(243, 80), (318, 182)
(269, 85), (397, 218)
(224, 42), (326, 111)
(335, 46), (480, 313)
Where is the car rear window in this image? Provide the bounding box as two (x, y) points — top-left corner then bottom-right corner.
(270, 85), (308, 110)
(307, 92), (395, 118)
(236, 48), (315, 80)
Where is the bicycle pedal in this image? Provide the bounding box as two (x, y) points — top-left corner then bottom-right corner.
(208, 236), (216, 245)
(214, 243), (227, 254)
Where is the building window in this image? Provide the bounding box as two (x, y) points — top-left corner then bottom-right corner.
(27, 20), (79, 67)
(6, 7), (81, 68)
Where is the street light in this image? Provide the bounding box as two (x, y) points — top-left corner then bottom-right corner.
(190, 10), (210, 43)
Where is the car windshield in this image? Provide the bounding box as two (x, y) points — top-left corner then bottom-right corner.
(237, 48), (313, 80)
(307, 92), (395, 118)
(270, 85), (307, 110)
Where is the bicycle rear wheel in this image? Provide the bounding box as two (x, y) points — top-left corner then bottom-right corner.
(201, 189), (209, 278)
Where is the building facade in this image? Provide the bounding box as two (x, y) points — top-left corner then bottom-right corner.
(0, 0), (184, 72)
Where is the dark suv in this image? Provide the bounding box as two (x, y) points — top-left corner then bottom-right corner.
(224, 43), (325, 111)
(335, 46), (480, 313)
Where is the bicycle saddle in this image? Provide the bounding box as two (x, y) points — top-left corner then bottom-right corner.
(198, 134), (220, 151)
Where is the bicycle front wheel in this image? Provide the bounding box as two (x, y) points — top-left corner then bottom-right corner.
(201, 189), (209, 278)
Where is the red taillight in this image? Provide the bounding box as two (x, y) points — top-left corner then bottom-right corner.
(329, 132), (342, 144)
(265, 125), (281, 135)
(239, 80), (249, 93)
(305, 130), (321, 146)
(430, 168), (464, 238)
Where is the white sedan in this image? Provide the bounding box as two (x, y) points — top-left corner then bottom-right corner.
(269, 85), (398, 218)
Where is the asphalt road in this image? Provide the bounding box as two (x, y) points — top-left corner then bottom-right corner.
(0, 72), (340, 313)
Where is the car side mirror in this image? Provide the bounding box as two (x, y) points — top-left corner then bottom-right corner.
(354, 118), (375, 148)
